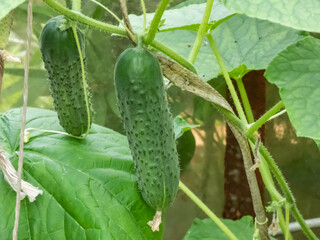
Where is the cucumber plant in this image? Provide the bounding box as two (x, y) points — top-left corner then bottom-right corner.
(1, 0), (320, 239)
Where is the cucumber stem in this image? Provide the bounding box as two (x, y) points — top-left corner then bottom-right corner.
(72, 24), (91, 137)
(179, 181), (239, 240)
(43, 0), (127, 35)
(236, 77), (255, 123)
(145, 0), (170, 44)
(25, 128), (85, 140)
(140, 0), (147, 34)
(246, 101), (284, 137)
(207, 34), (248, 123)
(188, 0), (214, 64)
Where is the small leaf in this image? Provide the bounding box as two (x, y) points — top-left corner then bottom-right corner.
(219, 0), (320, 33)
(265, 37), (320, 145)
(173, 116), (199, 139)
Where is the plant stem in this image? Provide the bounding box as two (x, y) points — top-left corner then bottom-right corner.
(251, 139), (317, 240)
(145, 0), (170, 44)
(25, 128), (84, 139)
(72, 24), (90, 137)
(285, 203), (290, 240)
(228, 125), (269, 240)
(150, 40), (197, 73)
(179, 181), (239, 240)
(140, 0), (147, 33)
(43, 0), (127, 35)
(249, 141), (292, 239)
(43, 0), (196, 74)
(249, 141), (283, 201)
(267, 109), (287, 122)
(236, 77), (254, 123)
(188, 0), (214, 63)
(247, 101), (284, 137)
(290, 206), (318, 240)
(88, 0), (136, 42)
(278, 209), (293, 240)
(72, 0), (81, 11)
(207, 34), (247, 123)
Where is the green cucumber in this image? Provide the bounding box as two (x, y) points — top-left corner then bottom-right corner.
(40, 16), (92, 136)
(114, 46), (180, 217)
(177, 130), (195, 172)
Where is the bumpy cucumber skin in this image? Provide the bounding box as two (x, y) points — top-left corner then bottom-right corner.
(114, 47), (180, 211)
(0, 10), (14, 49)
(40, 16), (92, 136)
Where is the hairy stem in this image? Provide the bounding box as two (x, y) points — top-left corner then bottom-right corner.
(207, 34), (247, 123)
(249, 141), (291, 238)
(188, 0), (214, 63)
(179, 181), (239, 240)
(236, 77), (254, 123)
(145, 0), (170, 44)
(247, 101), (284, 137)
(251, 138), (317, 240)
(43, 0), (126, 35)
(228, 125), (269, 240)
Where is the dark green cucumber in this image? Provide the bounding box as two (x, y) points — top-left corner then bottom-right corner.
(114, 47), (180, 212)
(40, 15), (92, 136)
(177, 130), (195, 172)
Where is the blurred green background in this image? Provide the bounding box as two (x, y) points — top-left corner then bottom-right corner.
(2, 0), (320, 239)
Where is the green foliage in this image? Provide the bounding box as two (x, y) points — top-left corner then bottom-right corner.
(265, 37), (320, 146)
(184, 216), (256, 240)
(219, 0), (320, 33)
(184, 216), (278, 240)
(154, 14), (305, 81)
(0, 108), (162, 239)
(128, 1), (233, 33)
(0, 0), (25, 20)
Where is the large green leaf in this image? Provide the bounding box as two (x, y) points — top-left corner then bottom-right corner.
(183, 216), (254, 240)
(0, 108), (162, 239)
(128, 2), (234, 32)
(265, 37), (320, 146)
(0, 0), (25, 20)
(183, 216), (276, 240)
(155, 14), (305, 81)
(218, 0), (320, 33)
